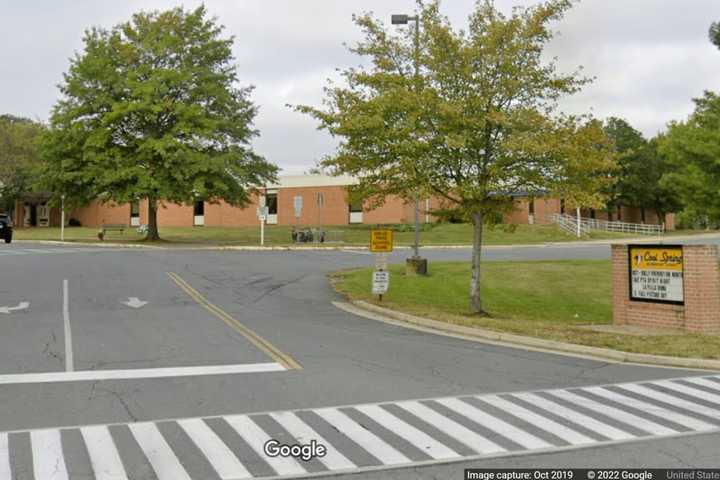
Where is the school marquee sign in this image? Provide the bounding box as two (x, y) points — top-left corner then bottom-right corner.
(628, 244), (684, 304)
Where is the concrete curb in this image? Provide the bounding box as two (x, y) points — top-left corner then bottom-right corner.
(340, 300), (720, 371)
(14, 240), (162, 249)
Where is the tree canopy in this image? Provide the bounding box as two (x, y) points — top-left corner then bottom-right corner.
(603, 117), (678, 223)
(296, 0), (615, 313)
(39, 6), (276, 239)
(660, 91), (720, 224)
(0, 115), (43, 215)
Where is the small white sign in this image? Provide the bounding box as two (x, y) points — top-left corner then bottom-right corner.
(372, 271), (390, 295)
(374, 253), (389, 271)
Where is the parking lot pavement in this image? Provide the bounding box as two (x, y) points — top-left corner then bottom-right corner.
(3, 373), (720, 479)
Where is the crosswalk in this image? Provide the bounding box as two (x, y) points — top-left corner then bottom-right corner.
(3, 373), (720, 479)
(0, 247), (104, 257)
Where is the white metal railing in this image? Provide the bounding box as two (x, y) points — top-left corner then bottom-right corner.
(548, 213), (665, 237)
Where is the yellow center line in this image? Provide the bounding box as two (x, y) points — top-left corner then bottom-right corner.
(166, 272), (302, 371)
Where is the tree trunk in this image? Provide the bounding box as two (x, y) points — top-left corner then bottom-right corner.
(469, 211), (486, 315)
(146, 197), (160, 241)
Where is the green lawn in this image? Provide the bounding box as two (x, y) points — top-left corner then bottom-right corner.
(332, 260), (720, 359)
(15, 223), (631, 246)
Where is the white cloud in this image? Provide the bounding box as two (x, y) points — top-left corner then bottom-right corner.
(2, 0), (719, 171)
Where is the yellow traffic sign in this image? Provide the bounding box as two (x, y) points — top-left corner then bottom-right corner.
(370, 229), (394, 253)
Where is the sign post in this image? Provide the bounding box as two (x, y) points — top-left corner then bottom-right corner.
(628, 244), (684, 304)
(257, 206), (269, 246)
(370, 229), (394, 300)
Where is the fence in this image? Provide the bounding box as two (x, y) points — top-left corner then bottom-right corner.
(548, 213), (665, 237)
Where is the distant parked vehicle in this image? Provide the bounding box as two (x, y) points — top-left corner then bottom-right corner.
(0, 214), (13, 244)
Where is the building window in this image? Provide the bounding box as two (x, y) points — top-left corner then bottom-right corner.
(560, 199), (565, 215)
(266, 193), (278, 215)
(130, 201), (140, 218)
(193, 200), (204, 216)
(528, 199), (535, 215)
(590, 208), (596, 219)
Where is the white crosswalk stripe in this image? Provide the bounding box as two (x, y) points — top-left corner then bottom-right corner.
(653, 379), (720, 404)
(435, 397), (552, 449)
(225, 415), (306, 476)
(31, 429), (69, 480)
(354, 405), (461, 460)
(178, 418), (252, 480)
(2, 373), (720, 479)
(480, 395), (596, 445)
(315, 408), (410, 465)
(547, 389), (678, 436)
(510, 392), (635, 441)
(0, 433), (10, 480)
(583, 387), (715, 432)
(269, 411), (356, 471)
(395, 400), (506, 454)
(81, 426), (129, 480)
(128, 422), (192, 480)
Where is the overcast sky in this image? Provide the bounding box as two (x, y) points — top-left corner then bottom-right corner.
(1, 0), (719, 173)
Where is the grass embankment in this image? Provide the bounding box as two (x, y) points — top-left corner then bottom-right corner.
(15, 223), (630, 246)
(332, 260), (720, 359)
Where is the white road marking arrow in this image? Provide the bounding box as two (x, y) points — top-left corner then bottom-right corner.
(0, 301), (30, 314)
(122, 297), (148, 309)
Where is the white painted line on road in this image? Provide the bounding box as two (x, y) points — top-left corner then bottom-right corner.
(548, 389), (677, 436)
(129, 422), (192, 480)
(81, 425), (129, 480)
(653, 380), (720, 404)
(177, 418), (252, 480)
(395, 400), (505, 455)
(684, 377), (720, 392)
(31, 429), (69, 480)
(0, 433), (9, 479)
(583, 387), (715, 432)
(225, 415), (306, 476)
(0, 362), (286, 385)
(480, 395), (595, 445)
(436, 397), (553, 449)
(269, 411), (356, 471)
(63, 279), (74, 372)
(354, 404), (461, 460)
(617, 383), (720, 420)
(314, 408), (411, 466)
(511, 392), (634, 441)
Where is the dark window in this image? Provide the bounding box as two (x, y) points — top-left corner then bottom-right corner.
(266, 193), (278, 215)
(641, 207), (646, 223)
(130, 201), (140, 218)
(528, 199), (535, 215)
(590, 208), (596, 219)
(194, 201), (204, 216)
(560, 199), (565, 214)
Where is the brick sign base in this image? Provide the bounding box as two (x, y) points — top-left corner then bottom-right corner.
(612, 244), (720, 334)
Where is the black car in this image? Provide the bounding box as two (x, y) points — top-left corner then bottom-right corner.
(0, 214), (12, 243)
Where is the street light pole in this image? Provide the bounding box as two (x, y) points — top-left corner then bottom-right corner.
(392, 13), (427, 274)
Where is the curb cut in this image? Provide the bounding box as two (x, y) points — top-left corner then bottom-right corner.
(338, 300), (720, 371)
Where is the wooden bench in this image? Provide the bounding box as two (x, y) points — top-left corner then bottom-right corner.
(98, 224), (127, 241)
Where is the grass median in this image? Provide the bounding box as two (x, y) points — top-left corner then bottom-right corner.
(331, 260), (720, 359)
(15, 223), (634, 246)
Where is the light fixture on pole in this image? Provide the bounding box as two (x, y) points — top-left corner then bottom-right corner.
(392, 12), (427, 275)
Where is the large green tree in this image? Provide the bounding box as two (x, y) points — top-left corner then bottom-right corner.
(603, 117), (679, 223)
(0, 115), (43, 215)
(660, 92), (720, 224)
(39, 6), (276, 240)
(297, 0), (614, 314)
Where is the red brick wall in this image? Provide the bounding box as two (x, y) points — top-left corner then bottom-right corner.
(612, 244), (720, 334)
(69, 200), (130, 227)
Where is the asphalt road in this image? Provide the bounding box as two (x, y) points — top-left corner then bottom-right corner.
(0, 241), (718, 479)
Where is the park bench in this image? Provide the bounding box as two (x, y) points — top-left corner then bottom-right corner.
(98, 223), (127, 241)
